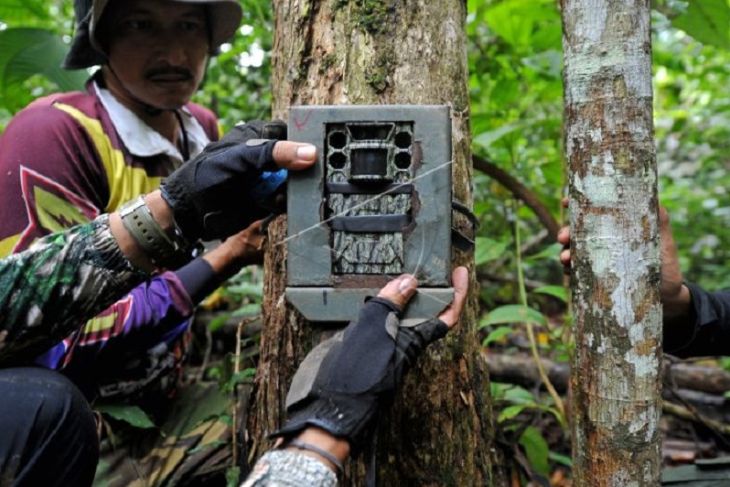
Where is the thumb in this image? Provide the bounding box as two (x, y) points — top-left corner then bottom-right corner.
(272, 141), (317, 170)
(438, 267), (469, 328)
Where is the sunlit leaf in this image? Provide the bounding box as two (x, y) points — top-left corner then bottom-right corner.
(473, 121), (523, 149)
(503, 385), (537, 404)
(0, 28), (86, 111)
(533, 285), (568, 303)
(672, 0), (730, 49)
(498, 404), (527, 422)
(0, 0), (50, 23)
(483, 0), (558, 49)
(480, 304), (547, 326)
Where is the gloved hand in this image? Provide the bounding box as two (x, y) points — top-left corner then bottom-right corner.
(160, 120), (313, 241)
(272, 267), (469, 450)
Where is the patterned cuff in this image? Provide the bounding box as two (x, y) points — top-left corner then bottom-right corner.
(240, 450), (337, 487)
(90, 214), (149, 279)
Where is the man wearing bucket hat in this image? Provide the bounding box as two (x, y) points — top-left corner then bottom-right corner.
(0, 0), (287, 484)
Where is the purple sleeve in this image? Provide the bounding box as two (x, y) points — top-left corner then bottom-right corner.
(35, 271), (195, 369)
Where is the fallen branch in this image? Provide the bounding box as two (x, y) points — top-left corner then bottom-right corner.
(663, 401), (730, 437)
(485, 352), (730, 398)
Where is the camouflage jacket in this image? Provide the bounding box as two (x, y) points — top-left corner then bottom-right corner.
(0, 215), (147, 365)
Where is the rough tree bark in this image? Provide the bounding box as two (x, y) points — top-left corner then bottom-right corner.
(245, 1), (505, 485)
(562, 0), (661, 485)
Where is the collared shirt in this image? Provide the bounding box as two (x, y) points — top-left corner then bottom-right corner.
(94, 83), (210, 163)
(0, 76), (220, 399)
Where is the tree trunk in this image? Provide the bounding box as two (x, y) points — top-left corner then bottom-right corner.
(246, 1), (505, 485)
(562, 0), (661, 485)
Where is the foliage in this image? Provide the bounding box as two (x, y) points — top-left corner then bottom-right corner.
(2, 0), (730, 482)
(95, 403), (156, 429)
(194, 0), (274, 130)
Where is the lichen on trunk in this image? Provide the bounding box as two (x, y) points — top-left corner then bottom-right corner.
(562, 0), (662, 485)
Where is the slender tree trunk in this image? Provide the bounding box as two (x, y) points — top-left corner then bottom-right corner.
(246, 1), (506, 485)
(562, 0), (661, 485)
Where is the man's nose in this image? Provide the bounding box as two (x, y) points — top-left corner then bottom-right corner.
(154, 29), (189, 65)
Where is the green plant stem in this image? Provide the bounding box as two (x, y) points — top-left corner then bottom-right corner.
(513, 201), (566, 421)
(231, 318), (244, 468)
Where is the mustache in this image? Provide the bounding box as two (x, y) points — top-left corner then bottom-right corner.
(144, 66), (193, 80)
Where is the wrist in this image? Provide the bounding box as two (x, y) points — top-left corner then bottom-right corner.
(202, 239), (248, 277)
(144, 191), (175, 233)
(118, 193), (195, 270)
(109, 211), (156, 273)
(284, 427), (350, 473)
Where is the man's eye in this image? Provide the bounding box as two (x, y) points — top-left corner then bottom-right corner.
(122, 19), (153, 31)
(179, 21), (203, 32)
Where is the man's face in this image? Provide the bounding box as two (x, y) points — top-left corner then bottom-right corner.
(102, 0), (210, 110)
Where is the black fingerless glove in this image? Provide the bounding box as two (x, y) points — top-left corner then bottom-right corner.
(160, 120), (287, 241)
(272, 297), (449, 450)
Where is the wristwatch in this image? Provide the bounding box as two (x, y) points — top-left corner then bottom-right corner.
(119, 195), (194, 269)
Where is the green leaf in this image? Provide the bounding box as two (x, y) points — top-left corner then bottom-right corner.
(490, 382), (513, 400)
(208, 311), (232, 332)
(519, 426), (550, 476)
(498, 404), (527, 422)
(226, 466), (241, 487)
(188, 439), (228, 455)
(473, 121), (523, 149)
(672, 0), (730, 49)
(533, 285), (568, 303)
(482, 325), (513, 346)
(0, 28), (87, 110)
(549, 450), (573, 467)
(503, 385), (536, 404)
(480, 304), (547, 326)
(0, 0), (51, 23)
(524, 243), (562, 262)
(232, 303), (261, 316)
(96, 404), (156, 429)
(223, 368), (256, 392)
(483, 0), (558, 48)
(224, 281), (263, 298)
(475, 236), (509, 265)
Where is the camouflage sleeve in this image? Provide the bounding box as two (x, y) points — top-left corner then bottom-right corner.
(0, 214), (148, 364)
(241, 450), (337, 487)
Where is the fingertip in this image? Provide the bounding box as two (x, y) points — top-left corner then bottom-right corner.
(557, 226), (570, 244)
(296, 145), (316, 159)
(273, 141), (317, 170)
